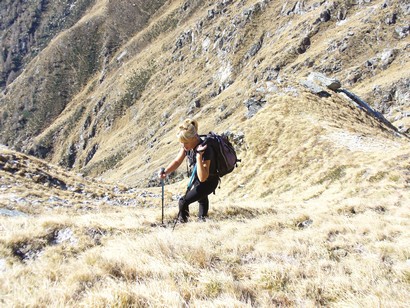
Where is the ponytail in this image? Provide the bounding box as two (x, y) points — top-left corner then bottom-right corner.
(177, 118), (199, 142)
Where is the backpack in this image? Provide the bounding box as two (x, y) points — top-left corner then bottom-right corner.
(200, 132), (240, 177)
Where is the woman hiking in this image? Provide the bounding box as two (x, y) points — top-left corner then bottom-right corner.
(159, 119), (219, 223)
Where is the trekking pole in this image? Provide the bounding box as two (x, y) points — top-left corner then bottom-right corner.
(172, 210), (180, 231)
(160, 168), (165, 226)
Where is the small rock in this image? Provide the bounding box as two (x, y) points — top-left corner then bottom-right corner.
(193, 99), (201, 108)
(55, 228), (77, 245)
(380, 49), (398, 68)
(297, 219), (313, 229)
(337, 8), (347, 21)
(223, 131), (245, 147)
(385, 13), (397, 25)
(187, 100), (201, 115)
(398, 125), (409, 134)
(246, 36), (263, 58)
(244, 97), (266, 118)
(218, 104), (227, 112)
(320, 9), (331, 22)
(207, 9), (216, 19)
(395, 25), (410, 39)
(297, 36), (311, 54)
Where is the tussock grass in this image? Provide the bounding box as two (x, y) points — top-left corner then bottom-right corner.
(1, 0), (410, 306)
(1, 191), (409, 306)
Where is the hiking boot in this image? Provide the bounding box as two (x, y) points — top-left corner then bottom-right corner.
(197, 216), (207, 222)
(178, 216), (188, 223)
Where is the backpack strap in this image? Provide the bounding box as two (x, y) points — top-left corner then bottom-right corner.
(187, 164), (197, 191)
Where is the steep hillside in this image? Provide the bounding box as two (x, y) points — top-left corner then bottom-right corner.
(0, 1), (409, 306)
(0, 0), (97, 88)
(0, 0), (169, 148)
(0, 0), (408, 189)
(1, 122), (409, 306)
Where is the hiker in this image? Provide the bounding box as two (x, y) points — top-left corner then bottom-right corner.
(158, 119), (219, 222)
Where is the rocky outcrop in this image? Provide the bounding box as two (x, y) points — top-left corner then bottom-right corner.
(302, 72), (402, 134)
(244, 96), (267, 119)
(301, 72), (341, 97)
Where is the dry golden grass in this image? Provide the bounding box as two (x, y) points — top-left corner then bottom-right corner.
(1, 193), (409, 307)
(1, 0), (410, 306)
(2, 85), (409, 307)
(1, 125), (410, 306)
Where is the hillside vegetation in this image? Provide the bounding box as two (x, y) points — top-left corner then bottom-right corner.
(0, 0), (409, 306)
(0, 0), (408, 185)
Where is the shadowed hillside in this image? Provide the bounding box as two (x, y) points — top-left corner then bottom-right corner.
(0, 0), (169, 148)
(0, 0), (409, 306)
(0, 0), (97, 88)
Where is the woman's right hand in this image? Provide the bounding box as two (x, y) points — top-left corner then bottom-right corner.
(158, 168), (166, 179)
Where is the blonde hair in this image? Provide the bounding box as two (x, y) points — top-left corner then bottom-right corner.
(177, 118), (199, 142)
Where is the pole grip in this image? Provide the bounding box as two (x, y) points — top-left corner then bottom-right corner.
(160, 168), (165, 182)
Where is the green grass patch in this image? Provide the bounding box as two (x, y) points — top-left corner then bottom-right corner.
(316, 166), (347, 185)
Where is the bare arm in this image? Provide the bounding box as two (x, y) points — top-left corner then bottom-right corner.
(159, 147), (185, 179)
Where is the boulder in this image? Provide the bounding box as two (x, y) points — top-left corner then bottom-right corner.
(300, 79), (331, 97)
(308, 72), (341, 91)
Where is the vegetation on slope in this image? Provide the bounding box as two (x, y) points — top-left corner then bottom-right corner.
(0, 142), (409, 306)
(0, 0), (97, 88)
(0, 0), (409, 306)
(0, 0), (408, 185)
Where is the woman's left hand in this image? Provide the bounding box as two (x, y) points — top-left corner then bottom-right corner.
(196, 143), (207, 154)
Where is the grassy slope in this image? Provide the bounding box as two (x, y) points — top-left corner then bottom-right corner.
(0, 145), (409, 306)
(1, 0), (410, 306)
(1, 88), (409, 306)
(12, 0), (406, 186)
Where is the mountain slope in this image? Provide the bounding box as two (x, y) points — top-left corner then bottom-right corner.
(0, 0), (97, 88)
(0, 1), (410, 306)
(0, 0), (170, 149)
(0, 0), (408, 187)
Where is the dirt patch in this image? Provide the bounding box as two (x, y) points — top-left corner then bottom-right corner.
(321, 131), (401, 153)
